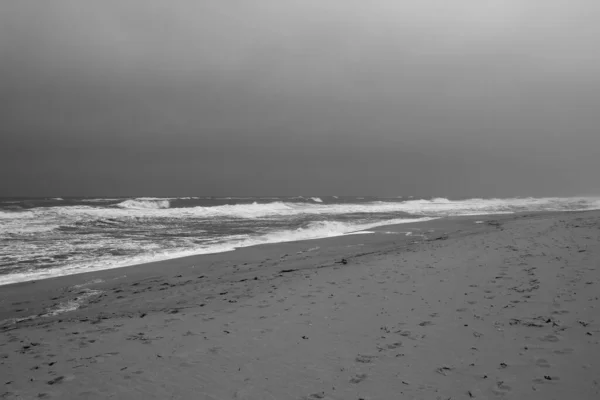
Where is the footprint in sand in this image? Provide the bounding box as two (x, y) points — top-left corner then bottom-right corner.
(377, 342), (403, 351)
(539, 334), (560, 343)
(396, 330), (419, 340)
(435, 366), (454, 376)
(491, 381), (513, 395)
(304, 392), (327, 399)
(233, 387), (257, 399)
(355, 354), (378, 363)
(535, 358), (551, 368)
(553, 348), (574, 355)
(349, 373), (368, 384)
(532, 376), (561, 384)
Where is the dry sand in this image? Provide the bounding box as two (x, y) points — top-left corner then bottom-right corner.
(1, 211), (599, 399)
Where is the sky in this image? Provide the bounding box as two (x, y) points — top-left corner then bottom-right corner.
(1, 0), (599, 198)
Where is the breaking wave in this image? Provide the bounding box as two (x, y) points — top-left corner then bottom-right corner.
(104, 196), (600, 218)
(393, 197), (600, 216)
(2, 195), (600, 286)
(117, 198), (171, 209)
(4, 196), (600, 222)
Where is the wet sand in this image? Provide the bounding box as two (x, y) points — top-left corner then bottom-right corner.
(1, 211), (599, 399)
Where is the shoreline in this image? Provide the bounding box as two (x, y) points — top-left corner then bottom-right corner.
(1, 210), (599, 399)
(0, 215), (437, 288)
(0, 211), (585, 322)
(0, 210), (556, 290)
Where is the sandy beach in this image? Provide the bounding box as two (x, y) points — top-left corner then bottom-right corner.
(1, 211), (599, 399)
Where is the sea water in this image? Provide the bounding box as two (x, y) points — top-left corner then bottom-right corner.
(1, 195), (599, 285)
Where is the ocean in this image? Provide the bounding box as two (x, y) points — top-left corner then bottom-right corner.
(1, 196), (599, 286)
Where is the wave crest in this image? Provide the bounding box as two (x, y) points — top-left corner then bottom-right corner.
(7, 196), (600, 220)
(116, 199), (171, 209)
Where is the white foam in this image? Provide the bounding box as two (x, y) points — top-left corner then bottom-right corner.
(3, 196), (600, 286)
(0, 209), (59, 234)
(254, 218), (433, 244)
(7, 197), (600, 223)
(72, 278), (104, 288)
(0, 210), (34, 219)
(44, 289), (103, 316)
(3, 196), (600, 246)
(0, 289), (103, 327)
(389, 197), (600, 216)
(80, 198), (123, 202)
(116, 198), (171, 209)
(0, 217), (434, 285)
(310, 197), (324, 203)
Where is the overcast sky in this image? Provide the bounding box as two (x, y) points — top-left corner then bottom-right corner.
(1, 0), (599, 197)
